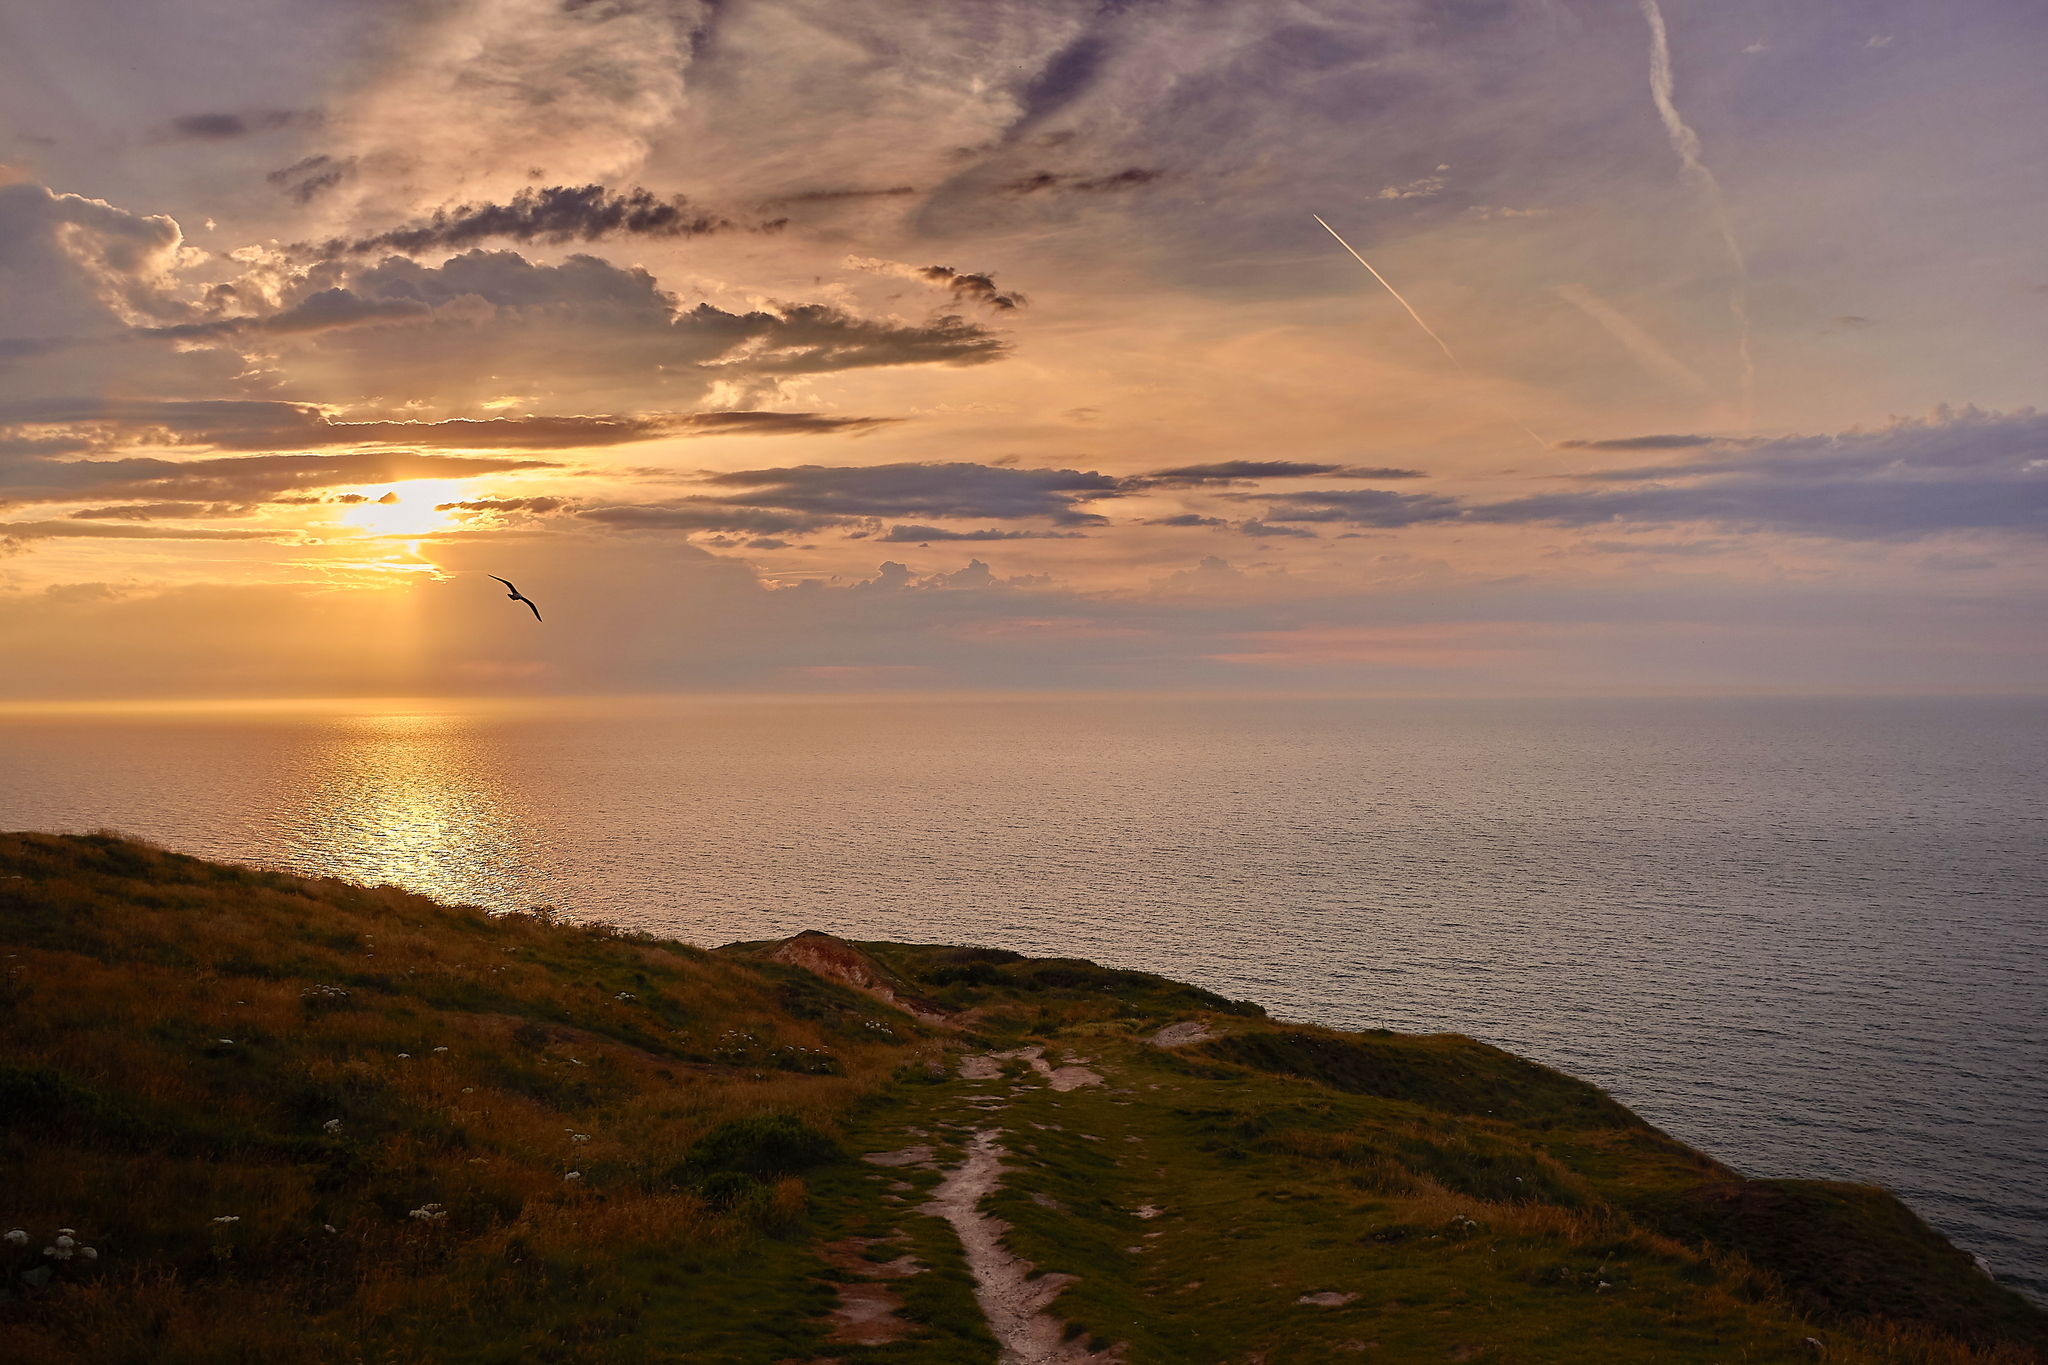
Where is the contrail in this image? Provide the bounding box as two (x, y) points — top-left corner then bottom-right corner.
(1640, 0), (1753, 425)
(1552, 282), (1716, 397)
(1313, 213), (1547, 448)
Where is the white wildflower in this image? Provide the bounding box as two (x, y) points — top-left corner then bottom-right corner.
(323, 1224), (337, 1234)
(54, 1235), (74, 1250)
(460, 1086), (474, 1093)
(217, 1039), (234, 1045)
(615, 992), (635, 1001)
(322, 1119), (342, 1134)
(407, 1205), (446, 1222)
(571, 1133), (589, 1142)
(212, 1216), (239, 1224)
(397, 1053), (411, 1059)
(564, 1172), (582, 1181)
(433, 1046), (448, 1053)
(79, 1247), (97, 1260)
(3, 1229), (26, 1246)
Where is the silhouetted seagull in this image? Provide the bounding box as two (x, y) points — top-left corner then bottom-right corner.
(488, 575), (542, 622)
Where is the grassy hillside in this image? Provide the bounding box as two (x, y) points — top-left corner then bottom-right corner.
(2, 832), (2041, 1364)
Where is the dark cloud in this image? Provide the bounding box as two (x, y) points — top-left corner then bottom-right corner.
(267, 155), (356, 204)
(0, 450), (554, 507)
(1238, 520), (1318, 538)
(1132, 460), (1426, 488)
(670, 411), (901, 438)
(313, 185), (775, 258)
(1012, 34), (1110, 131)
(701, 462), (1120, 524)
(877, 525), (1086, 542)
(300, 251), (1007, 394)
(1555, 434), (1719, 451)
(1242, 487), (1465, 527)
(161, 110), (316, 142)
(917, 266), (1025, 311)
(435, 497), (567, 514)
(69, 502), (245, 521)
(0, 399), (898, 457)
(1475, 407), (2048, 540)
(0, 520), (281, 541)
(1577, 540), (1734, 557)
(997, 167), (1165, 195)
(139, 288), (434, 341)
(1146, 513), (1228, 527)
(764, 186), (918, 207)
(577, 502), (843, 536)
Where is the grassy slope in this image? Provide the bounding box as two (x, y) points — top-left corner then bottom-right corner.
(3, 834), (2042, 1365)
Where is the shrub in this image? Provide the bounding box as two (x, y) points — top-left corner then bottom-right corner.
(681, 1113), (840, 1181)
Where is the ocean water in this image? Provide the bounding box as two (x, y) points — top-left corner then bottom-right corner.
(2, 694), (2042, 1302)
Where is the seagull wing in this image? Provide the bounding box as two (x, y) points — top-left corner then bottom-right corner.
(488, 575), (517, 591)
(522, 597), (542, 622)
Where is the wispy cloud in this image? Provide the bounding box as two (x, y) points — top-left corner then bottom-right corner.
(309, 185), (774, 259)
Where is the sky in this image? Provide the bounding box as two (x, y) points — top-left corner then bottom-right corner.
(1, 0), (2044, 699)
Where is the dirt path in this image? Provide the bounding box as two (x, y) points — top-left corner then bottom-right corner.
(920, 1127), (1117, 1363)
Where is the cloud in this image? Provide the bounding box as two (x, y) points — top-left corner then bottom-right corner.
(434, 498), (567, 515)
(767, 187), (919, 207)
(267, 155), (356, 204)
(1145, 514), (1228, 527)
(0, 520), (282, 542)
(577, 503), (845, 537)
(877, 525), (1085, 542)
(69, 502), (246, 521)
(1556, 434), (1720, 451)
(1376, 174), (1447, 200)
(0, 183), (185, 337)
(159, 110), (318, 142)
(700, 462), (1120, 524)
(1238, 520), (1318, 538)
(312, 185), (772, 258)
(917, 266), (1026, 311)
(139, 288), (435, 341)
(1132, 460), (1426, 488)
(0, 400), (897, 456)
(1476, 406), (2048, 540)
(1240, 487), (1465, 527)
(1, 450), (554, 507)
(996, 167), (1165, 195)
(108, 249), (1006, 410)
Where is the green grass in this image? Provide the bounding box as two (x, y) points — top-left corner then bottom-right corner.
(4, 833), (2041, 1364)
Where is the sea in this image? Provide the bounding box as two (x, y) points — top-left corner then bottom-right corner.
(2, 694), (2041, 1302)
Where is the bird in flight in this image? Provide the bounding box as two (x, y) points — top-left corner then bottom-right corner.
(488, 575), (542, 622)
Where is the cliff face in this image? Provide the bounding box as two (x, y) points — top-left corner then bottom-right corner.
(2, 832), (2041, 1365)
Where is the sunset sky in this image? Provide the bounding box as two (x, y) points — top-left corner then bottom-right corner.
(2, 0), (2044, 698)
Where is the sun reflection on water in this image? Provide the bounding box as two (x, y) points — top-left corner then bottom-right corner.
(272, 713), (557, 911)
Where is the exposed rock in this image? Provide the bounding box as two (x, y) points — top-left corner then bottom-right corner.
(765, 930), (957, 1025)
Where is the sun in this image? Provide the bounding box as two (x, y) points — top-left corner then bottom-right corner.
(338, 482), (469, 537)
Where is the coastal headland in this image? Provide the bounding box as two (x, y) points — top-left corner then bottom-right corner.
(2, 831), (2041, 1363)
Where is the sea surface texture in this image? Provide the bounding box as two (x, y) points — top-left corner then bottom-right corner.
(3, 695), (2042, 1302)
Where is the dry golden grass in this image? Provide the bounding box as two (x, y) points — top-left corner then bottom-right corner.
(0, 831), (924, 1363)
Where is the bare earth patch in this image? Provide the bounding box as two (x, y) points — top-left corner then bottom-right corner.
(1150, 1021), (1218, 1048)
(862, 1144), (936, 1168)
(825, 1281), (913, 1345)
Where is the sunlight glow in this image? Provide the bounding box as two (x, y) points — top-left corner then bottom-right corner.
(337, 482), (467, 537)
